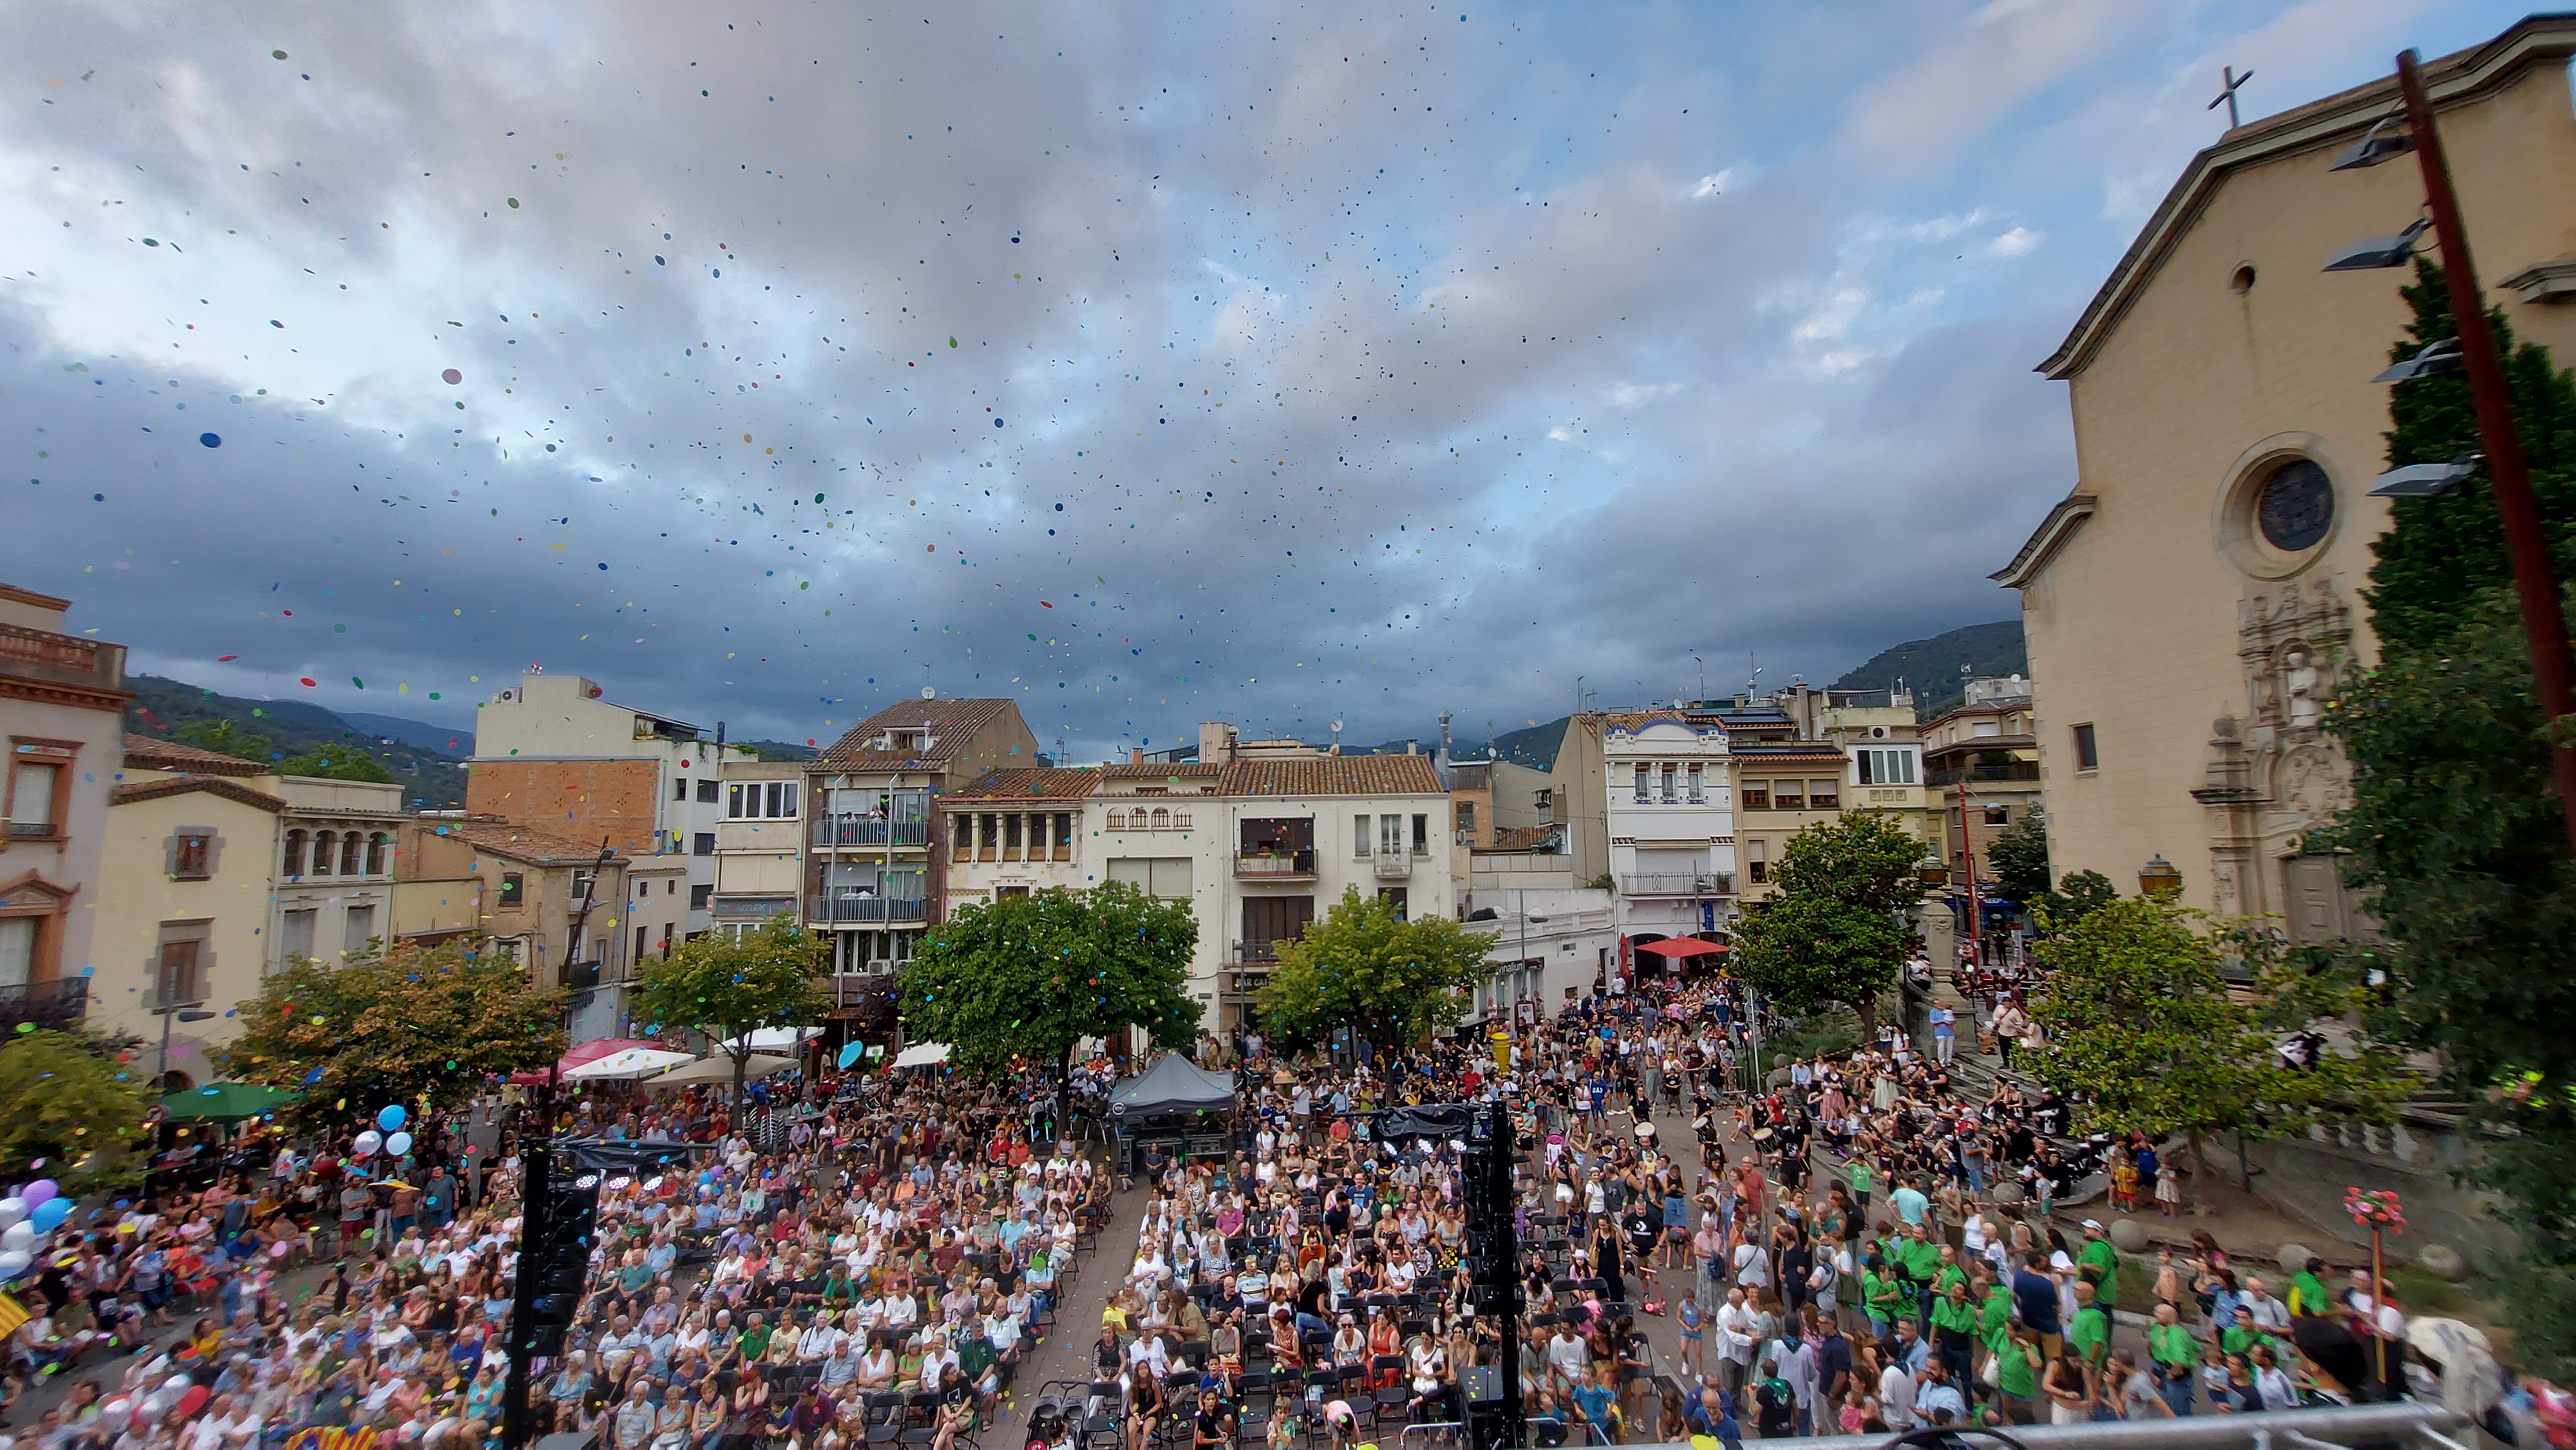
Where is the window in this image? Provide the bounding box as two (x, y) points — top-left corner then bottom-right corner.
(571, 869), (596, 901)
(2257, 458), (2334, 552)
(1972, 720), (2001, 738)
(887, 730), (924, 752)
(500, 871), (524, 906)
(339, 833), (363, 875)
(1983, 804), (2009, 826)
(1106, 809), (1128, 831)
(674, 777), (690, 802)
(1352, 814), (1370, 858)
(692, 832), (715, 856)
(281, 909), (316, 961)
(635, 925), (648, 963)
(690, 883), (712, 912)
(1239, 894), (1314, 956)
(282, 829), (307, 876)
(155, 937), (204, 1007)
(1808, 779), (1841, 810)
(1003, 814), (1024, 853)
(1149, 807), (1170, 831)
(310, 831), (336, 876)
(0, 918), (33, 989)
(6, 760), (61, 836)
(2071, 723), (2099, 772)
(1455, 802), (1477, 833)
(697, 778), (721, 804)
(1411, 813), (1429, 854)
(1377, 886), (1409, 920)
(365, 833), (388, 875)
(1052, 813), (1074, 857)
(343, 905), (376, 956)
(1108, 858), (1194, 899)
(1771, 782), (1804, 811)
(1740, 782), (1769, 810)
(1856, 749), (1917, 786)
(1747, 840), (1768, 885)
(1633, 764), (1650, 804)
(172, 831), (212, 880)
(770, 782), (797, 817)
(1686, 764), (1705, 804)
(1660, 764), (1678, 803)
(1379, 814), (1403, 855)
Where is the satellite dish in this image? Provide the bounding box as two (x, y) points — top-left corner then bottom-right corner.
(920, 686), (937, 700)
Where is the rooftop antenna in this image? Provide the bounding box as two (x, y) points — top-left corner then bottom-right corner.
(920, 663), (935, 701)
(1330, 718), (1344, 755)
(1693, 656), (1705, 706)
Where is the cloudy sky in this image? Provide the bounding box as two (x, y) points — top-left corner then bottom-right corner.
(0, 0), (2530, 758)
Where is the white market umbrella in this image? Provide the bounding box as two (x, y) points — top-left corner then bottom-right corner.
(562, 1046), (695, 1081)
(731, 1026), (819, 1052)
(646, 1053), (797, 1087)
(891, 1042), (952, 1069)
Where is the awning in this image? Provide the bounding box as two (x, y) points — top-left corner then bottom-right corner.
(160, 1082), (300, 1122)
(891, 1042), (952, 1069)
(1635, 937), (1727, 959)
(564, 1046), (696, 1081)
(646, 1053), (797, 1086)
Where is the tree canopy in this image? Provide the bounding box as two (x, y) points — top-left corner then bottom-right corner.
(1732, 811), (1927, 1033)
(0, 1030), (153, 1192)
(272, 742), (397, 784)
(1984, 809), (2052, 907)
(900, 881), (1200, 1122)
(2027, 898), (2401, 1200)
(222, 938), (566, 1121)
(632, 919), (830, 1099)
(1256, 887), (1494, 1050)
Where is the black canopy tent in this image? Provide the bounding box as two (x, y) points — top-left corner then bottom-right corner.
(1109, 1054), (1240, 1176)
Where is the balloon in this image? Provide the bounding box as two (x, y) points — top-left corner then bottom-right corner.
(163, 1375), (193, 1396)
(352, 1131), (382, 1158)
(0, 1248), (28, 1279)
(1, 1221), (33, 1253)
(95, 1398), (131, 1433)
(0, 1197), (23, 1229)
(385, 1132), (413, 1158)
(21, 1180), (57, 1207)
(377, 1104), (407, 1132)
(28, 1198), (70, 1233)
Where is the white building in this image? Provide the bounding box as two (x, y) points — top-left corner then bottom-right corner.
(937, 735), (1455, 1035)
(1597, 712), (1738, 976)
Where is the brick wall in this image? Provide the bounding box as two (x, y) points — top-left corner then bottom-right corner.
(466, 758), (663, 856)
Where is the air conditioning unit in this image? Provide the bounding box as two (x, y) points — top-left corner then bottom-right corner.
(496, 688), (516, 702)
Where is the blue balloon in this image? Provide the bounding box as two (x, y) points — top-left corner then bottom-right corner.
(377, 1104), (407, 1132)
(29, 1198), (70, 1233)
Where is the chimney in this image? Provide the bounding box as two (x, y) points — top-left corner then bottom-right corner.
(1406, 740), (1417, 755)
(1131, 749), (1143, 765)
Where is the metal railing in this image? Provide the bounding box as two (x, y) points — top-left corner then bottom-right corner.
(1714, 1400), (2472, 1449)
(1618, 872), (1732, 896)
(1235, 849), (1316, 878)
(1232, 939), (1285, 965)
(807, 894), (927, 924)
(0, 977), (89, 1033)
(1372, 850), (1414, 880)
(810, 816), (930, 848)
(1927, 760), (2043, 786)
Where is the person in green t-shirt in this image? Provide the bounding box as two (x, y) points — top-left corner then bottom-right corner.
(1864, 1257), (1903, 1342)
(1850, 1159), (1875, 1216)
(2289, 1257), (2331, 1318)
(1989, 1323), (2041, 1423)
(737, 1311), (774, 1365)
(2076, 1220), (2119, 1307)
(2146, 1304), (2200, 1416)
(2066, 1282), (2112, 1409)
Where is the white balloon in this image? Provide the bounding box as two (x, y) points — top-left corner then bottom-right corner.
(139, 1392), (174, 1419)
(163, 1375), (192, 1396)
(352, 1131), (383, 1158)
(95, 1398), (132, 1432)
(0, 1221), (33, 1253)
(0, 1248), (30, 1279)
(0, 1196), (24, 1229)
(385, 1131), (413, 1158)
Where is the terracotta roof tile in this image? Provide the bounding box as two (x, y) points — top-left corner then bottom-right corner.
(943, 767), (1103, 802)
(427, 818), (624, 867)
(1490, 825), (1560, 851)
(123, 733), (270, 777)
(1218, 755), (1446, 796)
(1100, 762), (1222, 779)
(811, 698), (1014, 767)
(111, 775), (287, 813)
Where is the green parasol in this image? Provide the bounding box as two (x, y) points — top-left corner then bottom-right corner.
(160, 1081), (301, 1122)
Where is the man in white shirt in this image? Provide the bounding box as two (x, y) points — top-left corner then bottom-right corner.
(2240, 1277), (2292, 1333)
(1712, 1287), (1758, 1399)
(1880, 1348), (1918, 1430)
(1546, 1325), (1589, 1389)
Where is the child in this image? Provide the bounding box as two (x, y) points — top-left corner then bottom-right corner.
(2152, 1249), (2184, 1315)
(2155, 1162), (2182, 1219)
(1676, 1293), (1704, 1379)
(2110, 1149), (2139, 1215)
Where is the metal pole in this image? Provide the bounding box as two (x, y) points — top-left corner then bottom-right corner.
(1487, 1098), (1524, 1450)
(2396, 49), (2576, 858)
(154, 954), (171, 1091)
(500, 1081), (551, 1450)
(1960, 778), (1982, 969)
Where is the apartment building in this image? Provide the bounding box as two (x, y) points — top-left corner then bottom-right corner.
(466, 670), (742, 945)
(804, 697), (1041, 975)
(1922, 675), (2044, 889)
(711, 756), (806, 940)
(394, 816), (629, 993)
(936, 731), (1453, 1033)
(1, 583), (130, 1031)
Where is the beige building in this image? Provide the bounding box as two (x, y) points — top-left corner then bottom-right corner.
(1996, 15), (2576, 932)
(710, 756), (806, 941)
(1921, 677), (2044, 886)
(1, 584), (129, 1022)
(394, 816), (630, 992)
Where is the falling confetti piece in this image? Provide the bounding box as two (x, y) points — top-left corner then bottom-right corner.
(442, 368), (462, 384)
(216, 654), (236, 662)
(198, 432), (221, 448)
(298, 677), (316, 687)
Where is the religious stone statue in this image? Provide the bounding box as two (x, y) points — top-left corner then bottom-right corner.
(2284, 646), (2323, 730)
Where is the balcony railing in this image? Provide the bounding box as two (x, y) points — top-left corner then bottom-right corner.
(0, 978), (89, 1034)
(1926, 762), (2041, 787)
(1235, 849), (1317, 879)
(811, 816), (930, 849)
(808, 894), (927, 924)
(1233, 939), (1287, 965)
(1372, 850), (1414, 880)
(1619, 873), (1733, 896)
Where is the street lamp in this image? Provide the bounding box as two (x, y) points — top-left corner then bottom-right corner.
(2139, 854), (2184, 901)
(2325, 50), (2576, 858)
(2369, 336), (2462, 382)
(2370, 455), (2481, 499)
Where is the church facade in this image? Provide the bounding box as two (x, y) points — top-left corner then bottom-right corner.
(1995, 15), (2576, 934)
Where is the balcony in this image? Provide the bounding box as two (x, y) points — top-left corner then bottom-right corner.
(1926, 761), (2041, 787)
(808, 894), (927, 925)
(1235, 849), (1317, 880)
(1619, 873), (1733, 897)
(810, 816), (930, 849)
(1372, 850), (1414, 880)
(0, 978), (89, 1034)
(1232, 939), (1286, 965)
(0, 621), (124, 693)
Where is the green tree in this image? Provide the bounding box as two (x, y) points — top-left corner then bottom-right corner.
(2316, 265), (2576, 1375)
(175, 717), (276, 763)
(1732, 812), (1927, 1035)
(0, 1029), (153, 1192)
(1984, 809), (2052, 906)
(272, 741), (397, 783)
(2035, 869), (2118, 926)
(221, 939), (567, 1120)
(633, 918), (830, 1102)
(2027, 898), (2403, 1206)
(900, 881), (1200, 1129)
(1257, 887), (1495, 1051)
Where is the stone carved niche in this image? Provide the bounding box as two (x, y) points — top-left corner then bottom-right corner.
(2193, 577), (2358, 926)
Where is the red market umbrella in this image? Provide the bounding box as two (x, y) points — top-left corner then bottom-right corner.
(1634, 938), (1727, 960)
